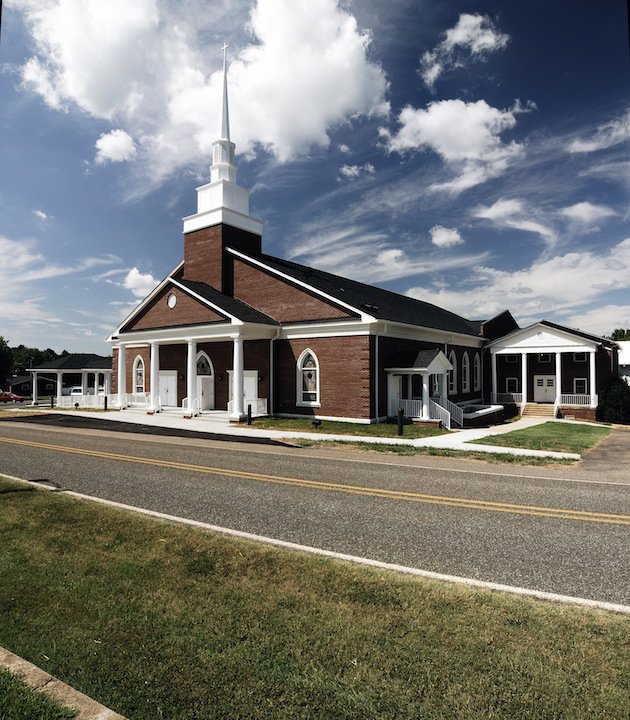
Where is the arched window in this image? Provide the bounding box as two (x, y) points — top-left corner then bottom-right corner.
(473, 353), (481, 391)
(196, 351), (213, 376)
(133, 355), (145, 393)
(297, 349), (320, 406)
(462, 352), (470, 393)
(448, 351), (457, 394)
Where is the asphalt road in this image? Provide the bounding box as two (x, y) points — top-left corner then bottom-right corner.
(1, 416), (629, 606)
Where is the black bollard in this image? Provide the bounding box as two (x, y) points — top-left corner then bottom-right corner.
(50, 396), (54, 409)
(247, 403), (252, 425)
(104, 396), (108, 412)
(397, 407), (404, 436)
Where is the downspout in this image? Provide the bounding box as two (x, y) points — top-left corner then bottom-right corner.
(269, 329), (280, 416)
(374, 333), (379, 423)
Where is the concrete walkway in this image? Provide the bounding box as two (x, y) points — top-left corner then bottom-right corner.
(29, 407), (580, 460)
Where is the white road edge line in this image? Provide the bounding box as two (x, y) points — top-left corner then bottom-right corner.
(6, 473), (629, 617)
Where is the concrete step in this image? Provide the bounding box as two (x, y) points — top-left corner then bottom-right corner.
(522, 403), (556, 417)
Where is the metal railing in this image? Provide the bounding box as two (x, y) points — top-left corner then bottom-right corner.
(493, 392), (523, 404)
(429, 399), (451, 430)
(434, 395), (463, 427)
(227, 398), (268, 417)
(182, 397), (200, 417)
(559, 394), (596, 407)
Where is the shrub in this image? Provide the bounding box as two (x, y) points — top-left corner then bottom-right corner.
(598, 376), (630, 424)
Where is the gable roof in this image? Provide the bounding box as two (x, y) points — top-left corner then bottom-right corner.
(488, 319), (617, 350)
(238, 251), (480, 337)
(539, 320), (617, 350)
(384, 348), (453, 373)
(29, 354), (112, 371)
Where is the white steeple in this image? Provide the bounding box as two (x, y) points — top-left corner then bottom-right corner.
(183, 44), (262, 236)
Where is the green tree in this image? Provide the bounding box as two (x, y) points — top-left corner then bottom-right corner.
(0, 337), (13, 381)
(598, 376), (630, 424)
(610, 328), (630, 341)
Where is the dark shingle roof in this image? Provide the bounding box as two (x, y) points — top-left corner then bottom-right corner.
(30, 354), (112, 371)
(174, 272), (279, 326)
(384, 349), (441, 369)
(251, 253), (479, 336)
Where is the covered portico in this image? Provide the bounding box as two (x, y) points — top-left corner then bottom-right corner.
(487, 321), (613, 415)
(29, 354), (113, 406)
(385, 349), (462, 428)
(113, 320), (277, 422)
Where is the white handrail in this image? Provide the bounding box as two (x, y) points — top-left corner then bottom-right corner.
(429, 399), (451, 430)
(434, 395), (463, 427)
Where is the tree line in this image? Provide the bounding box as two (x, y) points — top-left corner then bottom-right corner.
(0, 337), (69, 379)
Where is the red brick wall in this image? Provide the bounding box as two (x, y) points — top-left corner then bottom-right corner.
(233, 258), (354, 324)
(112, 346), (151, 394)
(123, 285), (225, 332)
(112, 347), (118, 393)
(274, 336), (371, 419)
(183, 224), (262, 292)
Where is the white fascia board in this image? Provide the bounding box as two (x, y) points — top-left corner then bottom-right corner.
(488, 322), (599, 352)
(182, 207), (263, 236)
(113, 261), (185, 336)
(226, 247), (375, 323)
(114, 323), (278, 347)
(370, 320), (484, 347)
(279, 319), (371, 340)
(168, 277), (242, 325)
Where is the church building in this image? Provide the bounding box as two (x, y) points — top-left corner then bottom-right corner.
(108, 56), (617, 426)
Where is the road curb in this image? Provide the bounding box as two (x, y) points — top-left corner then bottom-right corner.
(0, 646), (127, 719)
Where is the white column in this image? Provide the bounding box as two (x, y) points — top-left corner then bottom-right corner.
(186, 340), (197, 416)
(521, 353), (528, 405)
(440, 372), (448, 401)
(81, 371), (87, 395)
(104, 372), (112, 395)
(149, 342), (160, 413)
(56, 371), (63, 402)
(491, 352), (497, 402)
(231, 335), (244, 420)
(421, 373), (430, 420)
(32, 371), (38, 405)
(555, 352), (562, 405)
(589, 349), (597, 407)
(117, 345), (127, 408)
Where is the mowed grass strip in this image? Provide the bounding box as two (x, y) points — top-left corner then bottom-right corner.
(472, 422), (611, 454)
(0, 668), (75, 719)
(243, 416), (447, 439)
(1, 477), (630, 720)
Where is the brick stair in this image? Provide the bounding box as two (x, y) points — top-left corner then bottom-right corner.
(521, 403), (556, 418)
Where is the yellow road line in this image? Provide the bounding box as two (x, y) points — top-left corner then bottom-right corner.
(2, 435), (629, 526)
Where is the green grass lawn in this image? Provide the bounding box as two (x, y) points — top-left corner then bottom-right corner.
(2, 476), (630, 719)
(245, 416), (447, 439)
(0, 669), (75, 719)
(472, 421), (611, 454)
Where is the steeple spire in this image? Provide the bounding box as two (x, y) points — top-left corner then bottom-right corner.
(221, 42), (230, 141)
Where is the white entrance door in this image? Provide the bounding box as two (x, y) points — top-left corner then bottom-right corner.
(534, 375), (555, 403)
(158, 371), (177, 408)
(229, 370), (258, 410)
(197, 376), (214, 411)
(387, 374), (401, 416)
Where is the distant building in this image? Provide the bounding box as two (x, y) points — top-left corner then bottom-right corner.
(618, 341), (630, 386)
(28, 354), (112, 403)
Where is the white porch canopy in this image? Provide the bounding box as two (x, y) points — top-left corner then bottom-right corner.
(385, 348), (456, 424)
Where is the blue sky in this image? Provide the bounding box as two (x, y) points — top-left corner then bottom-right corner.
(1, 0), (629, 354)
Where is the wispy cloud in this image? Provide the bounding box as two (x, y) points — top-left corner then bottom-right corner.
(567, 109), (630, 154)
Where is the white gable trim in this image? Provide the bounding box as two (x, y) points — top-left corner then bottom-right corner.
(226, 247), (375, 323)
(489, 322), (600, 354)
(385, 350), (453, 374)
(110, 261), (185, 337)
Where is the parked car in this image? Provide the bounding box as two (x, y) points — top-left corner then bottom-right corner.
(0, 391), (25, 403)
(69, 386), (83, 396)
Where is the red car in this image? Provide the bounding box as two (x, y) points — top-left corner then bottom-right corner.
(0, 391), (25, 403)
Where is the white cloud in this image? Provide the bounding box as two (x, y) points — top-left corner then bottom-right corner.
(567, 109), (630, 154)
(14, 0), (389, 184)
(559, 201), (617, 226)
(33, 209), (49, 221)
(473, 198), (556, 245)
(564, 305), (630, 338)
(429, 225), (463, 248)
(123, 267), (158, 297)
(380, 100), (524, 194)
(339, 163), (375, 180)
(406, 238), (630, 328)
(338, 143), (351, 154)
(420, 13), (509, 91)
(95, 129), (137, 164)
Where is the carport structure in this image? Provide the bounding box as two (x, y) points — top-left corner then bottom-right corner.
(28, 354), (113, 405)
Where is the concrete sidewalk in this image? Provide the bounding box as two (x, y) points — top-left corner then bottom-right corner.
(23, 406), (581, 460)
